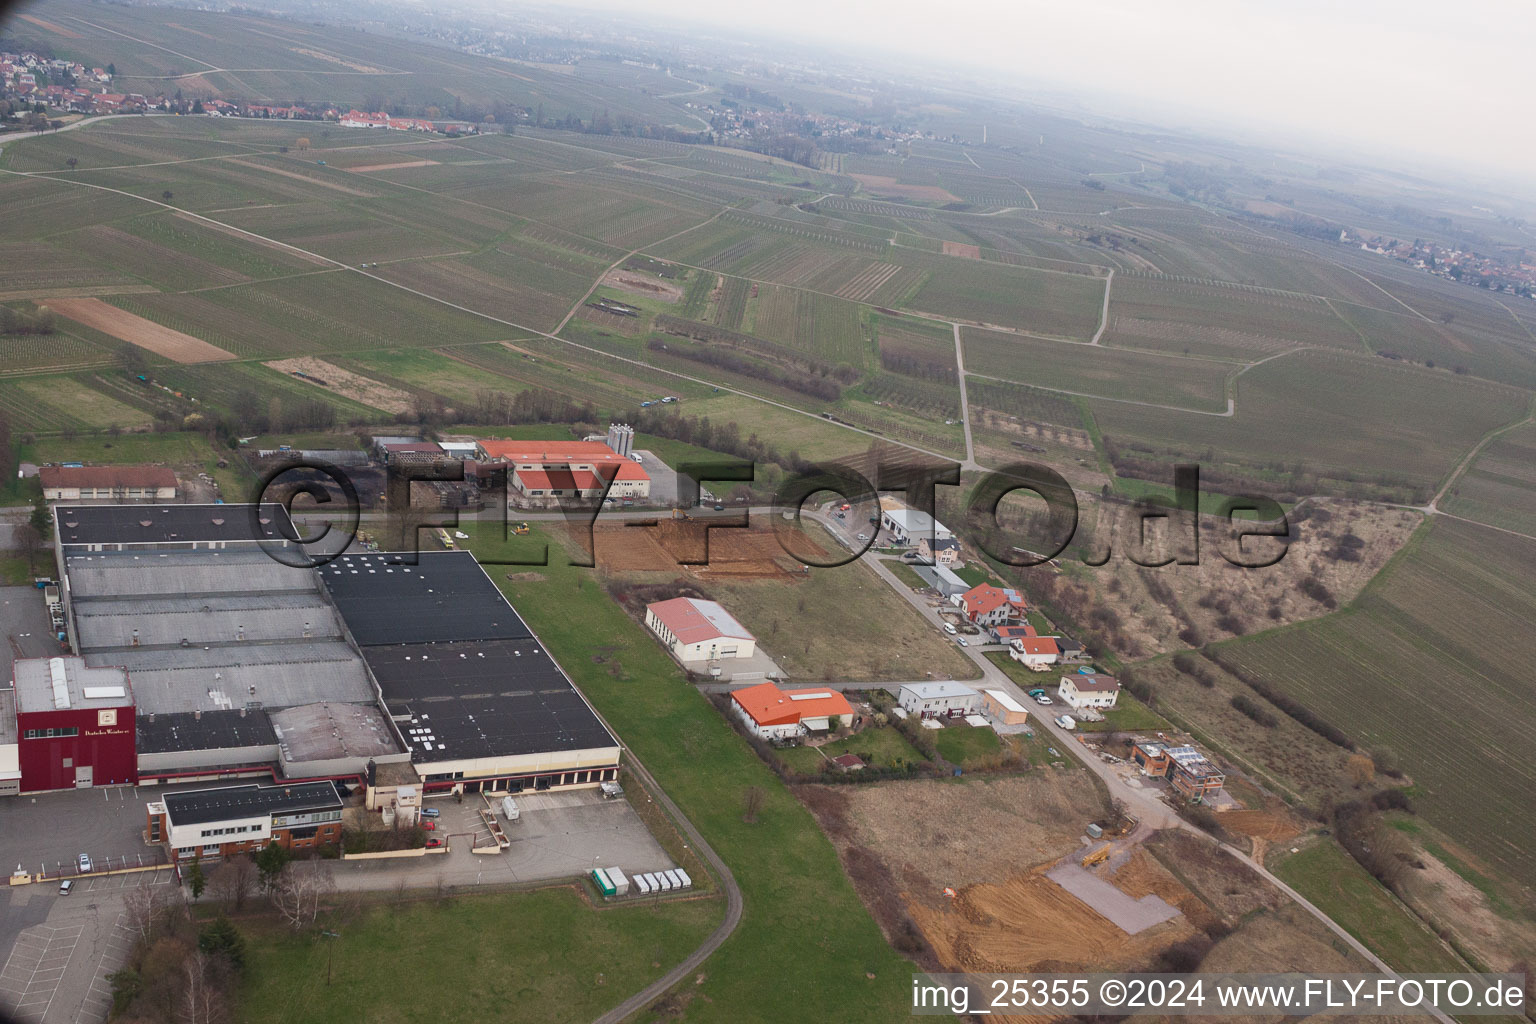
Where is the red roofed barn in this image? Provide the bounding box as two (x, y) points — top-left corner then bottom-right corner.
(40, 465), (177, 502)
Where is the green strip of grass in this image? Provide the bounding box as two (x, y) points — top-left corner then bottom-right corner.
(462, 523), (915, 1020)
(1273, 840), (1466, 973)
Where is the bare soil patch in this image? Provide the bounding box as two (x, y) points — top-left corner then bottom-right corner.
(224, 158), (379, 197)
(17, 13), (80, 36)
(264, 357), (414, 414)
(590, 521), (819, 582)
(850, 174), (960, 204)
(348, 159), (440, 173)
(290, 47), (387, 73)
(941, 240), (982, 259)
(602, 270), (684, 302)
(45, 297), (235, 363)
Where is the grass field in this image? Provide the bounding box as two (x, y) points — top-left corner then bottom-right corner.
(932, 722), (1003, 766)
(1272, 839), (1467, 973)
(775, 726), (926, 775)
(456, 522), (917, 1021)
(1215, 516), (1536, 888)
(233, 888), (721, 1024)
(1439, 419), (1536, 535)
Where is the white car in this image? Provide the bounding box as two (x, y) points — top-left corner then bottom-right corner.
(631, 453), (643, 463)
(1034, 694), (1053, 705)
(78, 854), (92, 873)
(856, 533), (868, 542)
(955, 637), (968, 647)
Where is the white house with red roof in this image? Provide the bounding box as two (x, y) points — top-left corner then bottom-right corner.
(645, 597), (756, 662)
(1009, 635), (1060, 671)
(955, 583), (1026, 627)
(730, 681), (852, 740)
(340, 109), (390, 128)
(476, 439), (649, 506)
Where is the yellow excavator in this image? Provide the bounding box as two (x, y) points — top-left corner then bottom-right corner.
(1081, 844), (1112, 868)
(513, 522), (531, 535)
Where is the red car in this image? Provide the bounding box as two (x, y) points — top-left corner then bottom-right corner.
(425, 838), (444, 849)
(421, 820), (436, 831)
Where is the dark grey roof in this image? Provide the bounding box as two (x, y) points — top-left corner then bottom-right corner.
(163, 781), (341, 826)
(363, 640), (616, 763)
(94, 641), (375, 715)
(136, 709), (277, 754)
(55, 503), (298, 547)
(319, 551), (534, 646)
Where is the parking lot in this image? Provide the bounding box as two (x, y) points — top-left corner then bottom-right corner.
(331, 788), (677, 891)
(0, 585), (59, 661)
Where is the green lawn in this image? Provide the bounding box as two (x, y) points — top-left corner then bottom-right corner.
(880, 558), (928, 591)
(1272, 840), (1467, 974)
(933, 722), (1002, 766)
(1076, 691), (1173, 733)
(457, 522), (916, 1021)
(0, 555), (38, 586)
(4, 431), (252, 505)
(775, 726), (926, 774)
(234, 887), (721, 1024)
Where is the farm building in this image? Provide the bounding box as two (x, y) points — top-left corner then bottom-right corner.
(897, 681), (981, 719)
(879, 506), (952, 547)
(955, 583), (1026, 626)
(914, 563), (968, 597)
(145, 781), (344, 861)
(476, 440), (650, 506)
(4, 658), (136, 794)
(1009, 636), (1060, 670)
(981, 688), (1030, 725)
(1057, 673), (1120, 710)
(730, 682), (853, 740)
(40, 465), (177, 502)
(645, 597), (757, 663)
(917, 535), (962, 567)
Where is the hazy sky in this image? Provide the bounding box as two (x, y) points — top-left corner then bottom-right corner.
(567, 0), (1533, 179)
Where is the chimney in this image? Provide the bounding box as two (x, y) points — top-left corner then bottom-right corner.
(239, 707), (246, 718)
(236, 623), (245, 641)
(130, 629), (140, 647)
(194, 709), (201, 721)
(303, 620), (312, 638)
(248, 685), (256, 696)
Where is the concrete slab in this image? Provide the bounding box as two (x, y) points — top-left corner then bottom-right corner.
(1044, 860), (1180, 935)
(0, 586), (58, 661)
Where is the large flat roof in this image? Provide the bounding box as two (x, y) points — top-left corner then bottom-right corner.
(55, 503), (298, 547)
(65, 550), (319, 599)
(363, 640), (616, 763)
(319, 551), (534, 646)
(13, 658), (132, 713)
(136, 708), (277, 755)
(73, 593), (343, 653)
(163, 781), (341, 827)
(92, 641), (374, 715)
(271, 702), (401, 763)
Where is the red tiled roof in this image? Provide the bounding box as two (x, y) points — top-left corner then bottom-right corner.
(731, 682), (852, 727)
(478, 440), (649, 482)
(39, 465), (176, 490)
(514, 468), (602, 491)
(962, 583), (1026, 616)
(1014, 637), (1060, 657)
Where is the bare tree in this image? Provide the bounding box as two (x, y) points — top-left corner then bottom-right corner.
(124, 877), (172, 944)
(1347, 754), (1376, 788)
(178, 950), (227, 1024)
(207, 856), (257, 911)
(271, 861), (336, 930)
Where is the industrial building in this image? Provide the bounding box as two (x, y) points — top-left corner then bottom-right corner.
(644, 597), (757, 663)
(14, 505), (620, 809)
(146, 781), (344, 860)
(320, 551), (621, 794)
(474, 439), (650, 506)
(1, 657), (137, 793)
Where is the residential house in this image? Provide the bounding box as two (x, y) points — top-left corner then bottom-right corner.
(956, 583), (1026, 627)
(896, 681), (981, 719)
(1056, 672), (1119, 710)
(731, 682), (852, 741)
(989, 623), (1035, 645)
(1009, 635), (1060, 671)
(918, 534), (962, 567)
(1133, 741), (1224, 799)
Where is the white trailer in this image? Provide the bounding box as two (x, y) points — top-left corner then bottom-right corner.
(664, 869), (685, 890)
(635, 873), (653, 895)
(500, 796), (520, 821)
(606, 867), (630, 896)
(656, 871), (673, 892)
(674, 868), (693, 889)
